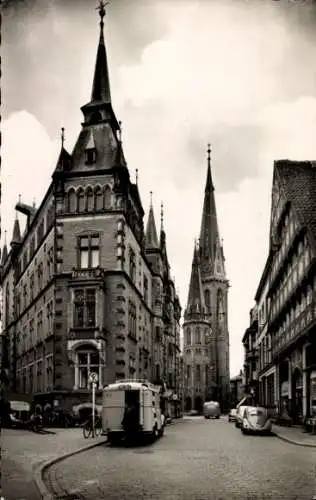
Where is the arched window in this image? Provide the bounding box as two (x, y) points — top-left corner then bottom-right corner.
(77, 188), (85, 212)
(95, 186), (103, 211)
(104, 185), (111, 210)
(5, 284), (9, 327)
(75, 344), (100, 389)
(196, 327), (201, 344)
(186, 327), (191, 345)
(86, 187), (94, 212)
(205, 289), (210, 309)
(129, 247), (136, 282)
(67, 189), (77, 213)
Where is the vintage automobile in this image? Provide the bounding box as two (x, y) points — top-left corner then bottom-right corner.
(203, 401), (220, 419)
(228, 408), (237, 422)
(240, 406), (272, 435)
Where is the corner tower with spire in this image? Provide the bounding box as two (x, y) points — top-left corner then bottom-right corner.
(0, 3), (181, 415)
(183, 145), (230, 413)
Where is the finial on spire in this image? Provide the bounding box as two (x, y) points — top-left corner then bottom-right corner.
(61, 127), (65, 148)
(150, 191), (153, 206)
(118, 120), (122, 143)
(160, 202), (164, 229)
(32, 198), (36, 208)
(207, 143), (211, 166)
(4, 230), (7, 243)
(18, 194), (21, 204)
(136, 169), (138, 185)
(96, 1), (109, 28)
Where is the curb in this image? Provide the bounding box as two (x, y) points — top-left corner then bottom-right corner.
(274, 432), (316, 449)
(34, 437), (108, 500)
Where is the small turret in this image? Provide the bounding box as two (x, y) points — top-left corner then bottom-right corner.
(11, 215), (21, 247)
(145, 192), (159, 250)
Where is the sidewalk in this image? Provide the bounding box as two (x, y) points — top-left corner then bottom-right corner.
(2, 427), (107, 500)
(273, 424), (316, 448)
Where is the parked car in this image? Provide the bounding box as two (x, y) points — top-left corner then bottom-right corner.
(235, 395), (256, 428)
(203, 401), (220, 419)
(241, 406), (272, 435)
(228, 408), (237, 422)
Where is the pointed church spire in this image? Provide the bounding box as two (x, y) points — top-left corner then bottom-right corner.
(160, 201), (166, 249)
(11, 214), (21, 246)
(91, 1), (111, 104)
(80, 2), (119, 131)
(145, 191), (159, 249)
(199, 143), (219, 270)
(185, 240), (206, 316)
(1, 231), (8, 265)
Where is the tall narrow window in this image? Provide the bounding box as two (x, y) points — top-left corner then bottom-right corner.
(196, 364), (201, 383)
(74, 289), (96, 328)
(143, 275), (148, 304)
(95, 186), (103, 211)
(86, 187), (94, 212)
(129, 248), (136, 282)
(67, 189), (77, 213)
(128, 300), (137, 339)
(5, 284), (9, 327)
(196, 327), (201, 344)
(77, 188), (85, 212)
(78, 235), (100, 269)
(205, 289), (210, 309)
(104, 185), (111, 209)
(76, 346), (100, 389)
(186, 327), (191, 345)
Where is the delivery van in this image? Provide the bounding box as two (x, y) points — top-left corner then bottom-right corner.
(102, 379), (165, 444)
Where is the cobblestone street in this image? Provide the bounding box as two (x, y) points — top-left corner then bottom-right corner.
(44, 417), (316, 500)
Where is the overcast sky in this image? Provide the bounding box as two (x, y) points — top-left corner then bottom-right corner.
(2, 0), (316, 377)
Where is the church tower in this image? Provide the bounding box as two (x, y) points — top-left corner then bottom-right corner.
(183, 145), (230, 412)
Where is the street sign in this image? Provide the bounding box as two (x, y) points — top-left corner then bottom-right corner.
(89, 372), (98, 384)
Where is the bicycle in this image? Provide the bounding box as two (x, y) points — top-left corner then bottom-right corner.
(82, 416), (102, 438)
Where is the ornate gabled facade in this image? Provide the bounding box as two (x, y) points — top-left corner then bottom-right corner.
(183, 146), (230, 413)
(0, 6), (181, 420)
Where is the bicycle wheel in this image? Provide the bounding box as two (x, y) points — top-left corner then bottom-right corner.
(94, 423), (102, 436)
(83, 424), (92, 439)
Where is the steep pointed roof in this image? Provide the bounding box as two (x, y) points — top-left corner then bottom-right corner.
(90, 12), (111, 104)
(199, 145), (219, 269)
(1, 242), (8, 265)
(80, 6), (119, 131)
(54, 146), (72, 174)
(185, 243), (206, 314)
(275, 160), (316, 250)
(11, 217), (21, 246)
(145, 194), (159, 249)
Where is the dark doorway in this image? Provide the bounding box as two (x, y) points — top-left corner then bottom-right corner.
(185, 397), (192, 412)
(195, 396), (203, 414)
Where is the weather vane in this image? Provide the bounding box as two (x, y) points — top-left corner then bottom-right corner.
(96, 1), (109, 26)
(61, 127), (65, 148)
(207, 143), (211, 159)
